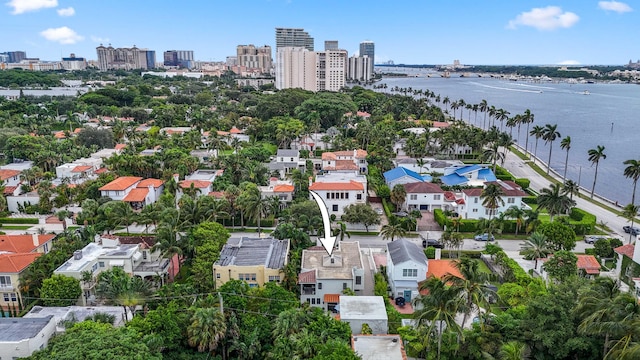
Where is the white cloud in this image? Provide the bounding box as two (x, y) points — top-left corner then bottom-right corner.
(56, 6), (74, 16)
(90, 35), (110, 43)
(598, 1), (632, 13)
(40, 26), (84, 44)
(6, 0), (57, 14)
(507, 6), (579, 30)
(558, 60), (581, 65)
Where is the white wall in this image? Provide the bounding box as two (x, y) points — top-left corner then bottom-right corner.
(0, 317), (56, 359)
(7, 194), (39, 213)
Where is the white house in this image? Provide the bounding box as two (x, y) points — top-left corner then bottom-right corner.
(0, 169), (21, 187)
(0, 316), (56, 359)
(462, 180), (529, 220)
(322, 149), (368, 174)
(267, 149), (306, 178)
(309, 180), (366, 217)
(403, 182), (446, 211)
(259, 178), (295, 208)
(386, 239), (428, 303)
(123, 179), (164, 210)
(99, 176), (143, 201)
(339, 296), (388, 335)
(299, 242), (364, 312)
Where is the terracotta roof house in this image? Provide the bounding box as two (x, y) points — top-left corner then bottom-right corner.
(309, 180), (366, 217)
(321, 149), (368, 174)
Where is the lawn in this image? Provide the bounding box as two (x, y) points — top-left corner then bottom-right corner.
(0, 225), (32, 230)
(474, 259), (492, 275)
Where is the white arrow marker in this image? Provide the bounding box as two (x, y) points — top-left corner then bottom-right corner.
(309, 190), (337, 256)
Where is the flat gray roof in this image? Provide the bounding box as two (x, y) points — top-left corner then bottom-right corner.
(24, 306), (128, 328)
(301, 242), (363, 280)
(0, 316), (53, 341)
(214, 237), (289, 269)
(352, 335), (405, 360)
(339, 296), (387, 320)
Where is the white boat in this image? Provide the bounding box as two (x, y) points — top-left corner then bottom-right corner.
(582, 90), (590, 95)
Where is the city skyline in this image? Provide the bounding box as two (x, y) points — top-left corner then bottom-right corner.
(0, 0), (637, 65)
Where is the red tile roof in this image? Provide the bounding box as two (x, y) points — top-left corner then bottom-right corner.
(273, 184), (295, 192)
(322, 149), (367, 160)
(324, 294), (340, 303)
(427, 260), (464, 280)
(0, 253), (42, 273)
(208, 191), (225, 199)
(576, 255), (601, 274)
(115, 144), (127, 150)
(122, 188), (149, 202)
(462, 188), (483, 197)
(99, 176), (143, 191)
(229, 126), (243, 134)
(95, 168), (108, 174)
(54, 131), (66, 139)
(71, 165), (92, 173)
(404, 182), (444, 194)
(137, 179), (164, 188)
(324, 160), (359, 171)
(309, 180), (364, 191)
(615, 244), (635, 258)
(0, 234), (55, 254)
(489, 181), (528, 197)
(179, 180), (211, 189)
(0, 169), (20, 181)
(3, 186), (17, 195)
(298, 270), (316, 284)
(432, 121), (450, 128)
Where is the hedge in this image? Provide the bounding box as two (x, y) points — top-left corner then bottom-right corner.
(522, 196), (537, 205)
(496, 250), (532, 286)
(424, 247), (436, 259)
(495, 166), (515, 181)
(568, 208), (596, 235)
(0, 217), (39, 224)
(515, 178), (530, 190)
(442, 250), (483, 258)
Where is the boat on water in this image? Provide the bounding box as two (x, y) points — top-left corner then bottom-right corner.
(582, 90), (590, 95)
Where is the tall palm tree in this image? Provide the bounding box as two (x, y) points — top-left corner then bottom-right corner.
(537, 183), (576, 221)
(333, 221), (350, 242)
(495, 108), (510, 132)
(560, 136), (571, 180)
(563, 179), (580, 201)
(623, 159), (640, 205)
(482, 142), (504, 173)
(503, 205), (526, 235)
(414, 277), (463, 360)
(519, 232), (551, 269)
(390, 184), (407, 212)
(381, 216), (407, 241)
(542, 124), (561, 174)
(188, 307), (228, 358)
(479, 99), (489, 129)
(521, 109), (534, 158)
(620, 204), (640, 244)
(444, 257), (494, 329)
(480, 183), (505, 220)
(529, 125), (544, 163)
(95, 267), (151, 322)
(588, 145), (607, 199)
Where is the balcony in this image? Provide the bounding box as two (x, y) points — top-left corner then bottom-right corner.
(133, 258), (170, 276)
(301, 285), (316, 295)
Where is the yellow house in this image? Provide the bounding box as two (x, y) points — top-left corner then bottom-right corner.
(213, 237), (290, 288)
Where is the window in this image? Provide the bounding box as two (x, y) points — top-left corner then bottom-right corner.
(251, 274), (256, 281)
(290, 157), (294, 162)
(345, 192), (349, 199)
(306, 298), (311, 304)
(472, 209), (478, 213)
(317, 298), (321, 305)
(311, 298), (316, 305)
(216, 273), (221, 279)
(507, 197), (515, 204)
(142, 251), (148, 260)
(332, 205), (338, 212)
(403, 269), (418, 277)
(474, 198), (478, 203)
(99, 261), (105, 268)
(43, 243), (49, 253)
(326, 193), (330, 199)
(434, 194), (441, 200)
(343, 283), (347, 290)
(3, 293), (8, 301)
(410, 195), (417, 200)
(268, 276), (280, 282)
(318, 283), (322, 290)
(0, 276), (11, 288)
(356, 276), (362, 285)
(10, 293), (16, 301)
(356, 194), (362, 200)
(92, 263), (98, 272)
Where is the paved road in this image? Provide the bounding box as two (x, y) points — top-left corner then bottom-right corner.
(503, 150), (632, 243)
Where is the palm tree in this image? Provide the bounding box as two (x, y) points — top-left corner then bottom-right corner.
(390, 184), (407, 212)
(480, 183), (505, 220)
(503, 205), (525, 235)
(479, 99), (489, 129)
(95, 267), (151, 323)
(499, 341), (529, 360)
(623, 159), (640, 205)
(542, 124), (561, 174)
(521, 109), (534, 158)
(537, 183), (576, 221)
(563, 179), (580, 201)
(560, 136), (571, 180)
(588, 145), (607, 199)
(188, 307), (227, 358)
(519, 232), (551, 269)
(333, 221), (350, 242)
(482, 142), (504, 173)
(620, 204), (640, 244)
(529, 125), (544, 163)
(414, 277), (463, 360)
(444, 257), (494, 329)
(381, 216), (407, 241)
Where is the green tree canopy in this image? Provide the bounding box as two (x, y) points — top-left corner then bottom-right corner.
(40, 274), (82, 306)
(536, 221), (577, 251)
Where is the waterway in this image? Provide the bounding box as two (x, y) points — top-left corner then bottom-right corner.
(372, 71), (640, 206)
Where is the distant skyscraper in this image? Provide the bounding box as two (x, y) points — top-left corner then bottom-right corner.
(347, 55), (372, 82)
(163, 50), (194, 68)
(236, 45), (272, 74)
(8, 51), (26, 63)
(275, 28), (314, 51)
(0, 53), (8, 63)
(61, 53), (87, 70)
(359, 41), (375, 77)
(276, 47), (346, 92)
(96, 45), (155, 71)
(324, 40), (339, 50)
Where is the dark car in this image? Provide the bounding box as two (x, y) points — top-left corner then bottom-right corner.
(395, 297), (406, 307)
(623, 226), (640, 235)
(422, 238), (444, 249)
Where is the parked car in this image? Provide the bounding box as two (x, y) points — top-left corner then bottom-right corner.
(375, 208), (384, 215)
(474, 233), (495, 241)
(584, 235), (606, 244)
(623, 226), (640, 235)
(422, 237), (444, 249)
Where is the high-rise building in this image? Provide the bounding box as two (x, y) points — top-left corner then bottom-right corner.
(163, 50), (194, 68)
(236, 45), (272, 74)
(96, 45), (156, 71)
(359, 41), (375, 75)
(275, 28), (314, 51)
(0, 53), (8, 63)
(276, 48), (346, 92)
(324, 40), (339, 50)
(347, 55), (373, 82)
(61, 53), (87, 70)
(8, 51), (27, 63)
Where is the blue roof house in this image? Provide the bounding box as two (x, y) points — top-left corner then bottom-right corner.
(440, 165), (496, 187)
(384, 167), (430, 188)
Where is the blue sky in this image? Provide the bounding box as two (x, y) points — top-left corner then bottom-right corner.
(1, 0), (637, 65)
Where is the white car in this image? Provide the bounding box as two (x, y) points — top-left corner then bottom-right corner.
(375, 208), (384, 215)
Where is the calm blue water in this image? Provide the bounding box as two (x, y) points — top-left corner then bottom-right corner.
(374, 72), (640, 205)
